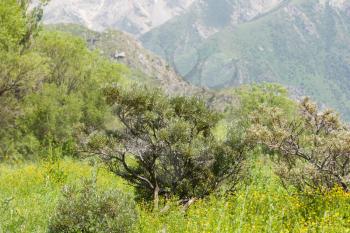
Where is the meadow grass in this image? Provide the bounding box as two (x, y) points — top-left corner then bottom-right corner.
(0, 159), (129, 233)
(0, 157), (349, 233)
(135, 157), (350, 233)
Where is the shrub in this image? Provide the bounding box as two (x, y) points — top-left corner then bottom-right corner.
(248, 97), (350, 192)
(48, 179), (137, 233)
(88, 86), (246, 208)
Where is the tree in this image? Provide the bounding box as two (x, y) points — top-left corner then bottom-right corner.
(0, 0), (127, 160)
(0, 0), (48, 159)
(13, 31), (128, 159)
(231, 83), (297, 127)
(88, 86), (246, 208)
(248, 97), (350, 192)
(34, 31), (91, 93)
(0, 0), (47, 98)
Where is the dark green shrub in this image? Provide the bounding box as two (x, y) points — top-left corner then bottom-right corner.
(89, 86), (246, 209)
(48, 179), (137, 233)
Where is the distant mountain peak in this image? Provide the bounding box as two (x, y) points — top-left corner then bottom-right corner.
(43, 0), (196, 36)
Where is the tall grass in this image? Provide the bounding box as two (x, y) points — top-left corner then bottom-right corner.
(136, 156), (350, 233)
(0, 159), (129, 232)
(0, 157), (349, 232)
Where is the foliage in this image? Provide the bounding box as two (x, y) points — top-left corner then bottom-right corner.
(88, 86), (246, 206)
(0, 159), (129, 232)
(135, 157), (350, 233)
(226, 83), (297, 144)
(0, 5), (129, 160)
(232, 83), (297, 121)
(0, 0), (48, 97)
(0, 0), (49, 160)
(247, 97), (350, 192)
(48, 178), (137, 233)
(1, 158), (349, 233)
(11, 32), (112, 158)
(0, 0), (47, 52)
(0, 0), (26, 51)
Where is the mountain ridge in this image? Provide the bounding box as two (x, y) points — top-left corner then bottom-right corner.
(42, 0), (196, 36)
(141, 0), (350, 119)
(41, 0), (350, 119)
(47, 24), (235, 111)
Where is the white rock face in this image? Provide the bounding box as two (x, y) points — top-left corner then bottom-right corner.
(43, 0), (196, 36)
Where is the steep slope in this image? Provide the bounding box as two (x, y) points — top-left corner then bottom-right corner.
(42, 0), (195, 36)
(142, 0), (350, 119)
(47, 24), (234, 109)
(47, 24), (199, 94)
(141, 0), (284, 76)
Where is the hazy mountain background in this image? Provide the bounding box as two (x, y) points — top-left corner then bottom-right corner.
(42, 0), (350, 119)
(43, 0), (196, 36)
(46, 24), (233, 110)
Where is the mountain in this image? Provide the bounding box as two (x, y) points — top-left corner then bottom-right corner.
(47, 24), (199, 94)
(141, 0), (350, 119)
(141, 0), (285, 80)
(47, 24), (234, 110)
(42, 0), (195, 37)
(42, 0), (350, 119)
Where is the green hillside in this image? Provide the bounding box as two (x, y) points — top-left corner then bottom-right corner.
(141, 0), (350, 119)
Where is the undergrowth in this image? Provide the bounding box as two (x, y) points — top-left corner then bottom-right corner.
(0, 157), (349, 233)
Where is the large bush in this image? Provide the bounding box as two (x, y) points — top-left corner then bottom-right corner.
(248, 97), (350, 192)
(88, 86), (247, 208)
(48, 179), (137, 233)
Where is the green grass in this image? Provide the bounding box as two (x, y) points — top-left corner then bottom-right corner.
(0, 157), (349, 232)
(136, 156), (350, 233)
(0, 159), (130, 232)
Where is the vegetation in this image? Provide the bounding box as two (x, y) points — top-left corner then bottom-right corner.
(0, 0), (128, 161)
(248, 97), (350, 192)
(0, 1), (349, 232)
(89, 86), (246, 207)
(1, 158), (349, 232)
(0, 0), (47, 160)
(48, 178), (137, 233)
(0, 159), (129, 232)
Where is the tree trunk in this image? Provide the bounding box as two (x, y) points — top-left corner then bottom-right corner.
(153, 185), (160, 210)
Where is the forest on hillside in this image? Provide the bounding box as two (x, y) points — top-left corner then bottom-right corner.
(0, 1), (349, 232)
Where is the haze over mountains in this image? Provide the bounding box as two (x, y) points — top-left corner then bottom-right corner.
(43, 0), (196, 36)
(43, 0), (350, 119)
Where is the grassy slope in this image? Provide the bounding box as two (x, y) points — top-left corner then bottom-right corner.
(139, 156), (350, 233)
(1, 157), (349, 233)
(0, 159), (131, 232)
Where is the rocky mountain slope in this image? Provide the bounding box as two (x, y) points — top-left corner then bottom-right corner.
(141, 0), (350, 119)
(141, 0), (285, 79)
(47, 24), (198, 94)
(42, 0), (350, 119)
(42, 0), (195, 36)
(47, 24), (234, 110)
